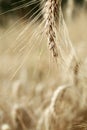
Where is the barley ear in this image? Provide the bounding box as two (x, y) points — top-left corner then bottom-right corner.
(43, 0), (62, 57)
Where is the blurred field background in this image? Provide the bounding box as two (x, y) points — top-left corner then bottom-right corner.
(0, 0), (87, 130)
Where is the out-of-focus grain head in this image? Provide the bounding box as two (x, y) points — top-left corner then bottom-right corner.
(71, 109), (87, 130)
(65, 0), (75, 22)
(37, 83), (87, 130)
(11, 104), (36, 130)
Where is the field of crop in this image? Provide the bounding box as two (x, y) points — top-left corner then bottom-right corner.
(0, 0), (87, 130)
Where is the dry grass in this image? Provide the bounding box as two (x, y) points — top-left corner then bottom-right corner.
(0, 0), (87, 130)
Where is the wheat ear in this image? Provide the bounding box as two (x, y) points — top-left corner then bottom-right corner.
(43, 0), (61, 57)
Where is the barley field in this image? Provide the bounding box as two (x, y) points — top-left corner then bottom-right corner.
(0, 0), (87, 130)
